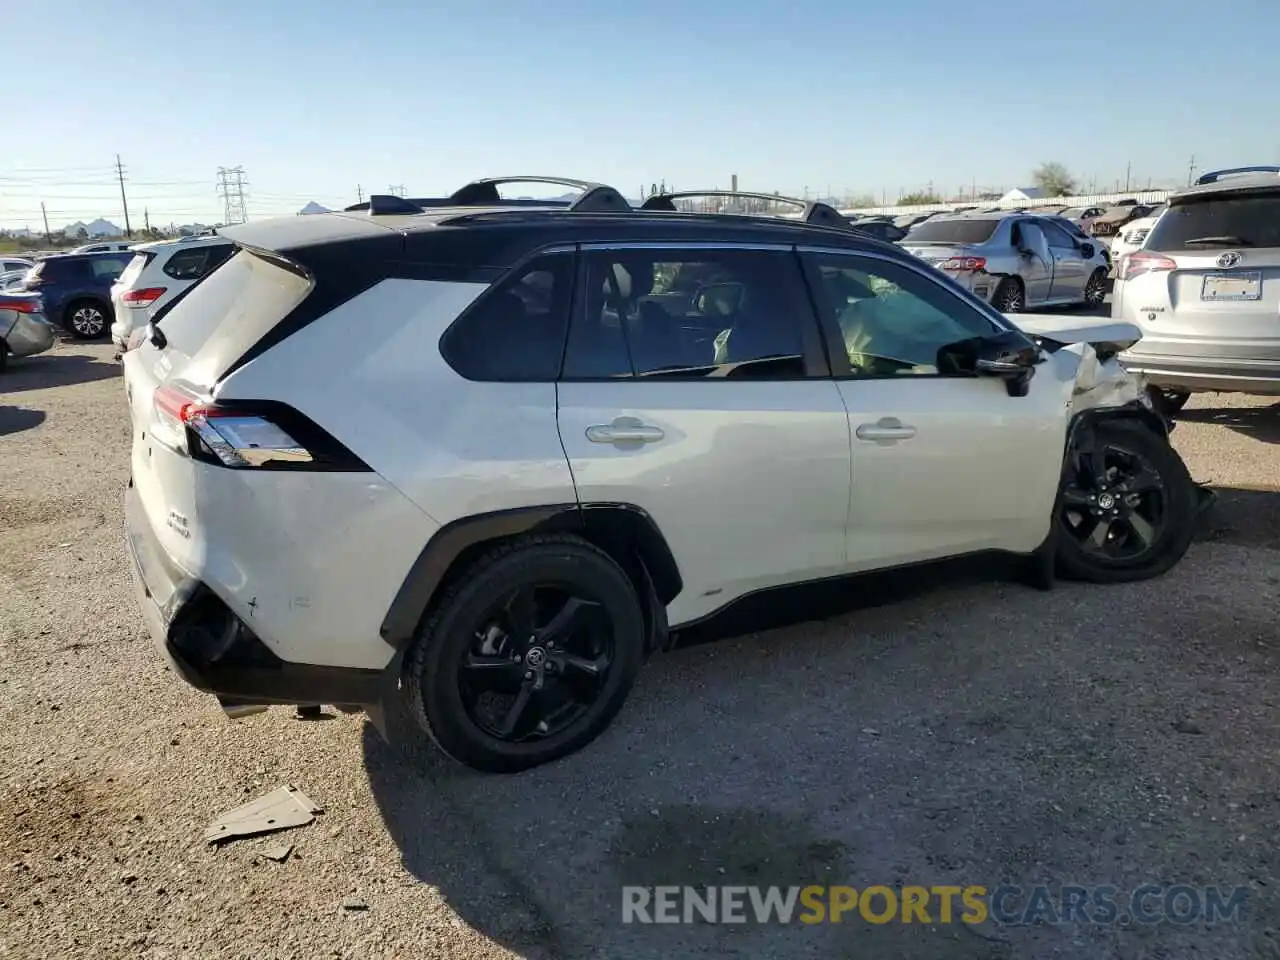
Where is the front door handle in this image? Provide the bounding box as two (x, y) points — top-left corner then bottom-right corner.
(855, 417), (916, 442)
(586, 417), (665, 444)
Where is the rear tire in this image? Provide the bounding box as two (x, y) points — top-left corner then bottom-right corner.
(0, 340), (8, 374)
(1083, 268), (1108, 308)
(992, 277), (1025, 313)
(64, 299), (111, 340)
(1055, 419), (1197, 584)
(402, 533), (646, 773)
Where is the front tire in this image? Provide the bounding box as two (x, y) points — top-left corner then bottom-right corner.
(403, 534), (646, 773)
(1055, 420), (1197, 583)
(1146, 386), (1191, 416)
(65, 300), (110, 340)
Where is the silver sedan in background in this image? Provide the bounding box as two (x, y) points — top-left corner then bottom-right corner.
(900, 212), (1111, 312)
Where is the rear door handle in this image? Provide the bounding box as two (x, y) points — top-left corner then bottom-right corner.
(855, 417), (916, 442)
(586, 417), (665, 444)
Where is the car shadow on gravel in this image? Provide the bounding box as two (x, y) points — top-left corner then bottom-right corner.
(1195, 485), (1280, 549)
(1177, 404), (1280, 445)
(359, 495), (1277, 960)
(0, 404), (46, 436)
(0, 352), (120, 393)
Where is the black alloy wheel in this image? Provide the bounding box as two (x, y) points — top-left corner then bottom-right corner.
(404, 534), (645, 772)
(459, 585), (614, 742)
(1083, 269), (1108, 307)
(1054, 420), (1196, 583)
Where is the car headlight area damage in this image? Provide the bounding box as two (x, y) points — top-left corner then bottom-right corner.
(121, 176), (1208, 773)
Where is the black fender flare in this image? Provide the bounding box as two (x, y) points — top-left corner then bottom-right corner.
(379, 502), (682, 650)
(1065, 399), (1170, 454)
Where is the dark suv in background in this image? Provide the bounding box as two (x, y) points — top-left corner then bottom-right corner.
(17, 251), (134, 339)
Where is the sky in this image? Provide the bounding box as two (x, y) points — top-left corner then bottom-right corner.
(3, 0), (1278, 231)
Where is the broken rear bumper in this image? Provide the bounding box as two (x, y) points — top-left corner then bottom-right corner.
(124, 483), (388, 708)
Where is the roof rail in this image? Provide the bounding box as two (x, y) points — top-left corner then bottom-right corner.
(447, 176), (601, 206)
(639, 190), (857, 232)
(1194, 165), (1280, 185)
(343, 176), (627, 216)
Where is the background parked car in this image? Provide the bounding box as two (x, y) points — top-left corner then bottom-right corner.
(0, 289), (55, 372)
(901, 212), (1110, 312)
(1109, 204), (1166, 263)
(109, 235), (235, 349)
(1058, 206), (1107, 235)
(848, 218), (909, 242)
(1113, 169), (1280, 410)
(13, 251), (133, 339)
(70, 240), (136, 255)
(1088, 205), (1154, 239)
(1, 256), (34, 276)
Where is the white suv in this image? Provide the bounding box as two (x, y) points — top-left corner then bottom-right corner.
(110, 235), (234, 349)
(122, 177), (1201, 773)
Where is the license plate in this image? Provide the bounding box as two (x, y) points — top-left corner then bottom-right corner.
(1201, 271), (1261, 301)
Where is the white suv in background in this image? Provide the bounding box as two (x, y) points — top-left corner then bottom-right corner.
(110, 235), (235, 349)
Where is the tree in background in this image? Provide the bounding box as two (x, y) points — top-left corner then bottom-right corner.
(899, 191), (942, 205)
(1033, 162), (1078, 197)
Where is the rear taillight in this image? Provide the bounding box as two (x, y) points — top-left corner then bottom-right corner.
(122, 286), (167, 308)
(0, 298), (40, 314)
(1119, 251), (1177, 282)
(151, 385), (369, 471)
(939, 256), (987, 272)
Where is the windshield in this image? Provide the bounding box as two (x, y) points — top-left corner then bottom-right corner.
(904, 218), (998, 245)
(1145, 193), (1280, 250)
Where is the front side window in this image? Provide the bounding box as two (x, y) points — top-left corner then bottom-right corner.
(439, 252), (573, 381)
(1038, 219), (1076, 248)
(563, 248), (814, 380)
(805, 253), (1000, 377)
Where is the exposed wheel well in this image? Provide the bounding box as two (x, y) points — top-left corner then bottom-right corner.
(381, 503), (682, 653)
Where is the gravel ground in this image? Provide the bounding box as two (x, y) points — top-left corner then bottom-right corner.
(1, 340), (1278, 960)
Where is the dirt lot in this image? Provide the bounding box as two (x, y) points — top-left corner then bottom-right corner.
(2, 340), (1278, 960)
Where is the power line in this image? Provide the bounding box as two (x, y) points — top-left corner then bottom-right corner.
(216, 166), (249, 224)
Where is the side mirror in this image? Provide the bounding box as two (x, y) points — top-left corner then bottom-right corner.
(1080, 242), (1095, 258)
(937, 330), (1043, 397)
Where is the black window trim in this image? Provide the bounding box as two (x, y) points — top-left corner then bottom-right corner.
(797, 245), (1027, 382)
(559, 241), (831, 383)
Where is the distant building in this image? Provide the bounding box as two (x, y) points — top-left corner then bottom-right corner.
(299, 201), (331, 215)
(998, 187), (1045, 203)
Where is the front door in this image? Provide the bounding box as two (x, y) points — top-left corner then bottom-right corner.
(802, 250), (1070, 570)
(556, 245), (852, 627)
(1012, 219), (1054, 306)
(1040, 217), (1088, 302)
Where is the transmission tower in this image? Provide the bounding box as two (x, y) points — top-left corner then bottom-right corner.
(387, 184), (407, 197)
(216, 166), (250, 223)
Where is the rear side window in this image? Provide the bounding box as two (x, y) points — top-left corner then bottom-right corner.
(439, 252), (573, 382)
(904, 219), (999, 244)
(1145, 193), (1280, 251)
(163, 244), (234, 281)
(90, 256), (130, 279)
(37, 258), (89, 280)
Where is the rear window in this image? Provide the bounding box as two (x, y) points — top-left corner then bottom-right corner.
(150, 249), (312, 378)
(904, 219), (999, 244)
(1145, 192), (1280, 251)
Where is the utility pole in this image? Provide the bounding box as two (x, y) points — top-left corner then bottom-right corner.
(217, 166), (249, 224)
(387, 184), (406, 197)
(40, 202), (51, 244)
(115, 154), (132, 237)
(356, 185), (364, 203)
(1124, 160), (1131, 192)
(1187, 154), (1197, 185)
(144, 208), (151, 233)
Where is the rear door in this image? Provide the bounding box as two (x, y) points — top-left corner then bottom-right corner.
(1140, 189), (1280, 361)
(556, 244), (852, 628)
(1040, 217), (1087, 301)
